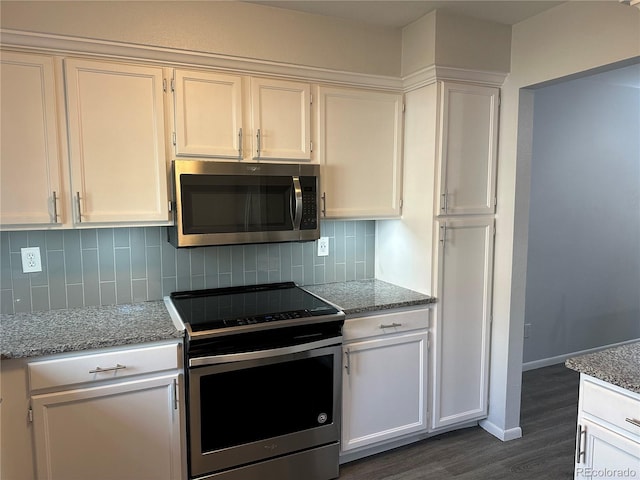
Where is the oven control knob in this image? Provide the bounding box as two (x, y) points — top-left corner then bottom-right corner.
(317, 413), (328, 424)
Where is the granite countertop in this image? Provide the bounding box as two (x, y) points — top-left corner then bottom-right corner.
(305, 279), (435, 316)
(565, 341), (640, 394)
(0, 301), (184, 360)
(0, 280), (433, 360)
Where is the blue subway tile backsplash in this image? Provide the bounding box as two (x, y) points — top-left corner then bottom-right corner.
(0, 221), (375, 314)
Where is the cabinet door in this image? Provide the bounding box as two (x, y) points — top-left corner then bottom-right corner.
(65, 58), (169, 224)
(342, 330), (427, 452)
(437, 82), (499, 215)
(431, 217), (494, 429)
(250, 77), (311, 160)
(317, 86), (403, 219)
(31, 373), (183, 480)
(173, 69), (243, 158)
(1, 52), (63, 226)
(575, 419), (640, 479)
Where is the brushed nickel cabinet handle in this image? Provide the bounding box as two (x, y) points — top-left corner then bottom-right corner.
(575, 424), (587, 464)
(89, 363), (127, 374)
(51, 191), (59, 223)
(321, 192), (327, 217)
(344, 350), (351, 376)
(380, 323), (402, 329)
(625, 417), (640, 428)
(76, 192), (83, 223)
(440, 225), (447, 246)
(173, 378), (178, 410)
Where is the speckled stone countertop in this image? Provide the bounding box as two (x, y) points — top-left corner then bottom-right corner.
(0, 301), (184, 360)
(305, 279), (435, 316)
(565, 341), (640, 394)
(1, 280), (432, 360)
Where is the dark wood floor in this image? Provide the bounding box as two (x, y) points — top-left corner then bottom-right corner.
(338, 363), (580, 480)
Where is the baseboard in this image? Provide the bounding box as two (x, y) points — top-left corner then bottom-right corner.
(522, 338), (640, 372)
(478, 419), (522, 442)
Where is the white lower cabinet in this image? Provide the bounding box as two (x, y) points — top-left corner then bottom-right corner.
(430, 217), (494, 430)
(574, 375), (640, 479)
(341, 308), (429, 456)
(28, 341), (185, 480)
(575, 419), (640, 479)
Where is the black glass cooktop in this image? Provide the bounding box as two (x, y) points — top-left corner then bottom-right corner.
(170, 282), (341, 333)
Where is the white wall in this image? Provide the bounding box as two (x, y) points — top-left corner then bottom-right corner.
(523, 73), (640, 364)
(433, 10), (511, 73)
(0, 1), (401, 76)
(400, 9), (511, 77)
(401, 11), (437, 77)
(484, 0), (640, 439)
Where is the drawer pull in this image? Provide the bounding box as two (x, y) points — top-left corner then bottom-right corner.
(89, 363), (127, 374)
(625, 417), (640, 428)
(380, 323), (402, 329)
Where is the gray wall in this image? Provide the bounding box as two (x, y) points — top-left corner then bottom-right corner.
(523, 72), (640, 364)
(0, 220), (375, 314)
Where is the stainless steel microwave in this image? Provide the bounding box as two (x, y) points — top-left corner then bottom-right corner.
(168, 160), (320, 247)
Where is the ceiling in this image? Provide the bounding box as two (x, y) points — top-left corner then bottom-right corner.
(244, 1), (566, 28)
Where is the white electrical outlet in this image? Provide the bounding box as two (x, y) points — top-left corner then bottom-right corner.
(21, 247), (42, 273)
(317, 237), (329, 257)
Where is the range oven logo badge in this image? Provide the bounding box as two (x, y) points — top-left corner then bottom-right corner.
(247, 166), (261, 172)
(317, 413), (328, 424)
(263, 443), (278, 451)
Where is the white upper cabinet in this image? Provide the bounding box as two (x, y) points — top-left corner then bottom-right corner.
(317, 86), (403, 219)
(0, 51), (63, 227)
(250, 77), (312, 161)
(65, 58), (170, 225)
(436, 82), (499, 216)
(172, 69), (244, 158)
(171, 73), (311, 162)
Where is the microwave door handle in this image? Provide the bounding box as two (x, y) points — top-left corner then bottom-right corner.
(292, 176), (303, 230)
(244, 190), (252, 231)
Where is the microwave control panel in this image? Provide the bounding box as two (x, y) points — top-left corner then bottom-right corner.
(300, 176), (318, 230)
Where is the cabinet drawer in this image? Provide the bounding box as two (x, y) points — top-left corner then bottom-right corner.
(582, 377), (640, 438)
(28, 342), (180, 391)
(344, 308), (429, 342)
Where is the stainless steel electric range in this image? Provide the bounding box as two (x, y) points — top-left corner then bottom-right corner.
(165, 282), (345, 480)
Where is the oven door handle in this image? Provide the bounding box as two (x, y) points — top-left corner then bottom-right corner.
(189, 336), (341, 367)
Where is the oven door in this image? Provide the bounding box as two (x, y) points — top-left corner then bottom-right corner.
(188, 340), (342, 478)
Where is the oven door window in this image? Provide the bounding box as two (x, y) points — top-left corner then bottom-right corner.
(180, 174), (294, 234)
(196, 353), (335, 453)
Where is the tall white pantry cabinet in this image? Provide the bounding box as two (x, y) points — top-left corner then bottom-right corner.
(378, 79), (500, 431)
(431, 81), (499, 430)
